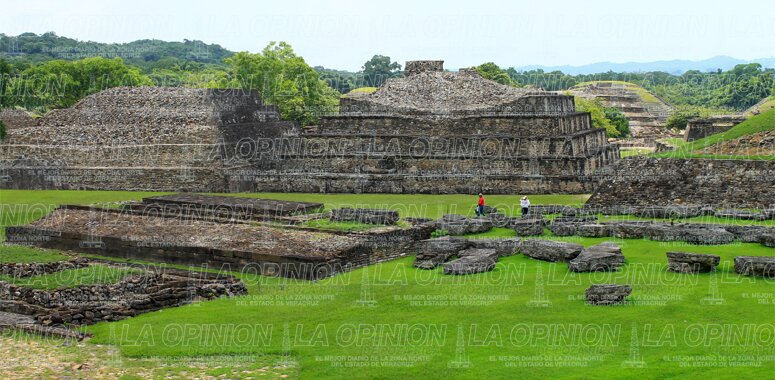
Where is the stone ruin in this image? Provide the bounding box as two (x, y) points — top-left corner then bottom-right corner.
(6, 194), (434, 280)
(684, 115), (746, 142)
(569, 81), (674, 146)
(0, 60), (620, 194)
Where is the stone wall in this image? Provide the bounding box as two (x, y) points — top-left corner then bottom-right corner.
(0, 109), (38, 129)
(684, 116), (746, 142)
(405, 60), (445, 76)
(6, 207), (433, 280)
(0, 269), (246, 326)
(586, 157), (775, 208)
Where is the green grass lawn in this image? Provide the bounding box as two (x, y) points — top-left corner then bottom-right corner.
(2, 190), (774, 378)
(83, 237), (775, 379)
(0, 244), (70, 263)
(0, 263), (142, 290)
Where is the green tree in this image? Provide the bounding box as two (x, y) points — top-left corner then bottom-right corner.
(225, 42), (339, 125)
(604, 107), (630, 137)
(361, 55), (401, 87)
(8, 57), (151, 111)
(574, 96), (619, 137)
(473, 62), (515, 86)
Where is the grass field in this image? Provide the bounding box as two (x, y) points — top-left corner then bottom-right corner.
(1, 190), (774, 379)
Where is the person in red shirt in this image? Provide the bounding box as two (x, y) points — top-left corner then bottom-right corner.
(476, 193), (486, 217)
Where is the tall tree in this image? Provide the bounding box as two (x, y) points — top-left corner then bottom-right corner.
(225, 42), (339, 125)
(361, 55), (401, 87)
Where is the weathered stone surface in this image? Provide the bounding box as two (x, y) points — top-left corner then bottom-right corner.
(436, 215), (493, 235)
(442, 248), (498, 275)
(577, 224), (612, 237)
(331, 208), (399, 225)
(529, 205), (577, 215)
(0, 266), (246, 326)
(760, 233), (775, 248)
(666, 252), (720, 273)
(552, 216), (598, 224)
(442, 254), (497, 275)
(636, 206), (702, 219)
(569, 242), (625, 272)
(144, 193), (323, 218)
(587, 157), (775, 209)
(519, 239), (584, 262)
(468, 238), (521, 257)
(585, 284), (632, 305)
(734, 256), (775, 278)
(714, 209), (761, 220)
(513, 219), (544, 236)
(681, 228), (735, 245)
(414, 236), (470, 269)
(724, 225), (768, 243)
(0, 258), (88, 278)
(548, 223), (578, 236)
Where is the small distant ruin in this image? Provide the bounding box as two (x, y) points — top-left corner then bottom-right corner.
(0, 60), (620, 194)
(684, 115), (746, 141)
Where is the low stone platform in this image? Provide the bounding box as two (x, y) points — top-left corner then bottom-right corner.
(142, 193), (323, 218)
(8, 206), (431, 280)
(0, 262), (246, 326)
(734, 256), (775, 278)
(585, 284), (632, 305)
(569, 242), (624, 272)
(518, 239), (584, 262)
(666, 252), (720, 273)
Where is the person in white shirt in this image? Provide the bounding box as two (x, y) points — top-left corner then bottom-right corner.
(520, 196), (530, 217)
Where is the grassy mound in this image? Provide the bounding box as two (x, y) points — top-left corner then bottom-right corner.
(341, 86), (378, 98)
(654, 108), (775, 159)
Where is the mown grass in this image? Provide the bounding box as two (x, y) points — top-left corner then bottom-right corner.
(2, 190), (775, 378)
(0, 264), (142, 290)
(0, 244), (70, 263)
(653, 108), (775, 160)
(84, 237), (775, 379)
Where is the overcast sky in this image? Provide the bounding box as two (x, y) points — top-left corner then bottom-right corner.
(3, 0), (774, 71)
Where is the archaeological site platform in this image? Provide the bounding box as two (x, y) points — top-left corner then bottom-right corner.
(6, 194), (434, 280)
(0, 61), (620, 194)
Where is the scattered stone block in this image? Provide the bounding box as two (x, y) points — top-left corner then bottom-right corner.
(724, 225), (767, 243)
(513, 219), (544, 236)
(569, 242), (625, 272)
(585, 284), (632, 305)
(681, 228), (735, 245)
(469, 238), (521, 257)
(577, 224), (612, 238)
(734, 256), (775, 278)
(519, 239), (584, 262)
(442, 254), (497, 275)
(548, 223), (578, 236)
(760, 232), (775, 248)
(436, 215), (493, 235)
(666, 252), (720, 273)
(413, 236), (470, 269)
(714, 209), (761, 220)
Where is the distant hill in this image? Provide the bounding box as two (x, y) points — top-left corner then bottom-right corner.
(517, 56), (775, 75)
(0, 32), (233, 69)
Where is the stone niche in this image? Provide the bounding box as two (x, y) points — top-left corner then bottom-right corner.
(405, 60), (445, 76)
(684, 116), (746, 142)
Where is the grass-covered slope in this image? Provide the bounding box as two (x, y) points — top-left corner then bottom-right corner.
(654, 108), (775, 159)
